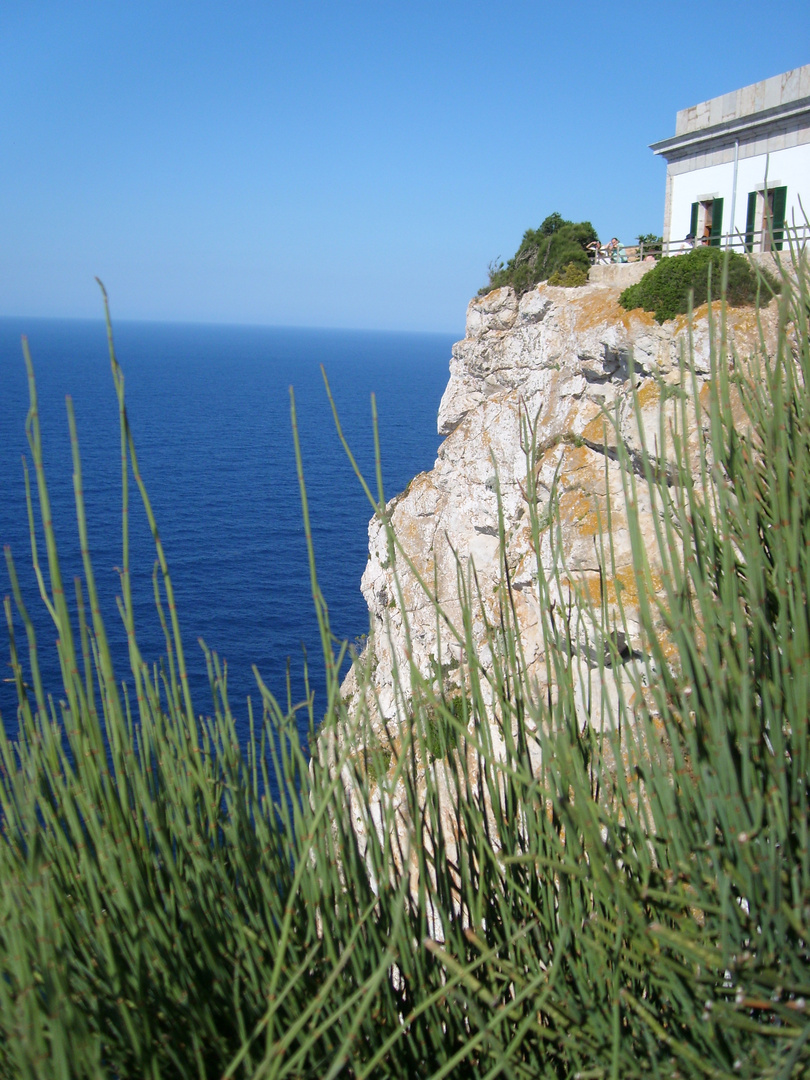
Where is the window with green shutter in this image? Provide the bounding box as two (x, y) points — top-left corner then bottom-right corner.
(690, 202), (699, 238)
(709, 198), (724, 247)
(771, 186), (787, 251)
(745, 191), (757, 252)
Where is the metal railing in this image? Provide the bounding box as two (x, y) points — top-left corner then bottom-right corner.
(587, 225), (810, 266)
(659, 224), (810, 258)
(588, 240), (669, 264)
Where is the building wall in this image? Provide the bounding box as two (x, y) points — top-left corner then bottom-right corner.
(675, 67), (810, 135)
(655, 65), (810, 248)
(666, 118), (810, 178)
(667, 142), (810, 247)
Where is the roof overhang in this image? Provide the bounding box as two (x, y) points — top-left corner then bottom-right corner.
(651, 95), (810, 161)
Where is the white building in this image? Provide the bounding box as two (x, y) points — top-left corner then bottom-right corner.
(651, 66), (810, 254)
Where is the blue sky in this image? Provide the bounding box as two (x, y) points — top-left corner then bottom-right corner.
(2, 1), (808, 333)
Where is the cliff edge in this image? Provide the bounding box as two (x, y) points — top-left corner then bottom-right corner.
(341, 278), (779, 749)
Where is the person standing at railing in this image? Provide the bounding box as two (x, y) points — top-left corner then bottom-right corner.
(607, 237), (628, 263)
(587, 240), (611, 264)
(673, 233), (695, 256)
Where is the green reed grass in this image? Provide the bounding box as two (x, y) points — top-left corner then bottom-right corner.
(1, 252), (809, 1077)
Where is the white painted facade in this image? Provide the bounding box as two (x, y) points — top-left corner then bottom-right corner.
(651, 67), (810, 254)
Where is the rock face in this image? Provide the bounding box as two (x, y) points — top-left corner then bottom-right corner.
(341, 280), (779, 743)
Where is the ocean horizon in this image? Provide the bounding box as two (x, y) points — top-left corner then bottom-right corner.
(0, 316), (455, 743)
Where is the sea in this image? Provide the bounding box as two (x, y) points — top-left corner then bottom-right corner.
(0, 317), (456, 748)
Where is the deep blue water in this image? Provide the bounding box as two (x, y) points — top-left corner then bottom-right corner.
(0, 317), (454, 744)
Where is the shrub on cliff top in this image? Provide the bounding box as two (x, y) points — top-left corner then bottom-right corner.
(548, 261), (589, 287)
(619, 245), (779, 322)
(482, 212), (597, 296)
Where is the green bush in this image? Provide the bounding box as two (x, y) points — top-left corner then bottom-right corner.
(1, 264), (809, 1077)
(360, 737), (393, 784)
(548, 261), (589, 287)
(482, 212), (597, 296)
(423, 693), (467, 761)
(619, 245), (779, 322)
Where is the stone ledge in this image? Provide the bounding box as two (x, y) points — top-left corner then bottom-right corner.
(588, 262), (655, 286)
(750, 249), (809, 278)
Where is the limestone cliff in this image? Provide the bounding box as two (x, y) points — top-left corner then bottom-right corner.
(341, 278), (779, 748)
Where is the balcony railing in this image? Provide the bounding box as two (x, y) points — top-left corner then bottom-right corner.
(656, 225), (810, 259)
(587, 226), (810, 266)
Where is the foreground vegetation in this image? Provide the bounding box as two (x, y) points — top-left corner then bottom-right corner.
(1, 259), (809, 1077)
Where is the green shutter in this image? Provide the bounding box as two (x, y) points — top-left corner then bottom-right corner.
(690, 202), (699, 238)
(771, 186), (787, 251)
(709, 198), (723, 247)
(745, 191), (757, 252)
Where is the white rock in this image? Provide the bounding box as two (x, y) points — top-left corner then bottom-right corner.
(339, 280), (781, 830)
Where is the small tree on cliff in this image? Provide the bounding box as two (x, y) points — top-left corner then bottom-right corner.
(481, 212), (597, 296)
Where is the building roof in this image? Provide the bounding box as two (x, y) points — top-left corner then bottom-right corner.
(651, 65), (810, 162)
